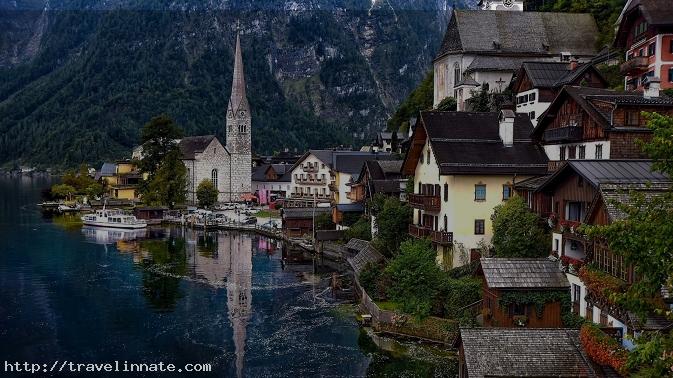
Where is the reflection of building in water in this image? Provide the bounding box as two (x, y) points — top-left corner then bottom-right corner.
(183, 230), (252, 378)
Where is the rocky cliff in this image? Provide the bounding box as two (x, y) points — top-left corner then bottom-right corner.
(0, 0), (476, 166)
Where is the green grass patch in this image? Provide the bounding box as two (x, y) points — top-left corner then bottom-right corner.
(375, 301), (401, 311)
(255, 210), (281, 218)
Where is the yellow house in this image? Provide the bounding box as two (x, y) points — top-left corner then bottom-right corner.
(402, 110), (548, 269)
(97, 161), (145, 200)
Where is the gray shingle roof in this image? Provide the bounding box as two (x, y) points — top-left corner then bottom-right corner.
(282, 207), (330, 220)
(465, 56), (532, 74)
(436, 10), (599, 60)
(346, 239), (384, 275)
(598, 182), (672, 221)
(459, 328), (596, 378)
(178, 135), (219, 160)
(481, 258), (570, 289)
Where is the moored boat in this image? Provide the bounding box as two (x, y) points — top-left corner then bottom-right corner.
(81, 208), (147, 229)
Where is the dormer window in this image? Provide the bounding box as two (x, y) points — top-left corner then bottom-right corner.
(453, 63), (461, 87)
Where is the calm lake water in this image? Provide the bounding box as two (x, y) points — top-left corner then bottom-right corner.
(0, 176), (454, 377)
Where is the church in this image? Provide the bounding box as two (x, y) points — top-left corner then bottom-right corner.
(180, 31), (252, 204)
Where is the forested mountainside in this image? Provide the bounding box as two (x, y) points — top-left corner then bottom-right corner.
(0, 0), (477, 168)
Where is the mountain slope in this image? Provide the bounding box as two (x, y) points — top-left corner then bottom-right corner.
(0, 0), (473, 167)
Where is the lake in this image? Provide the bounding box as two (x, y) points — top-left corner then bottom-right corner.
(0, 176), (453, 377)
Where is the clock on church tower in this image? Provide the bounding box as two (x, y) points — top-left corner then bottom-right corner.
(479, 0), (524, 11)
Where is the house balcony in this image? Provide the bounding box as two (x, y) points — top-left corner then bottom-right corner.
(620, 56), (649, 76)
(302, 165), (319, 173)
(543, 126), (583, 143)
(408, 193), (441, 212)
(409, 224), (453, 245)
(296, 178), (326, 185)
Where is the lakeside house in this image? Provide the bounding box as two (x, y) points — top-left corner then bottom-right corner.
(480, 258), (570, 328)
(433, 8), (599, 110)
(401, 110), (548, 268)
(281, 207), (331, 238)
(614, 0), (673, 91)
(252, 163), (292, 204)
(510, 61), (608, 126)
(96, 160), (144, 201)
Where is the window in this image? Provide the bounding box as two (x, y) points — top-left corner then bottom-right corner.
(669, 67), (673, 83)
(454, 63), (461, 86)
(426, 149), (431, 165)
(420, 150), (424, 164)
(444, 183), (449, 202)
(554, 239), (559, 253)
(572, 284), (581, 303)
(578, 145), (586, 159)
(511, 303), (527, 316)
(600, 311), (608, 326)
(595, 244), (629, 281)
(568, 145), (576, 159)
(211, 169), (218, 189)
(529, 111), (536, 120)
(502, 184), (512, 200)
(418, 182), (422, 194)
(560, 146), (566, 161)
(648, 42), (656, 56)
(595, 144), (603, 159)
(670, 39), (673, 53)
(626, 110), (640, 126)
(567, 202), (583, 222)
(529, 92), (536, 102)
(475, 184), (486, 201)
(443, 215), (448, 231)
(474, 219), (485, 235)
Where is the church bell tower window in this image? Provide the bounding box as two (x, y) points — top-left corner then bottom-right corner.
(212, 169), (218, 189)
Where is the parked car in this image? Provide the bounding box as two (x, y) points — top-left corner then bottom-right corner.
(243, 216), (257, 225)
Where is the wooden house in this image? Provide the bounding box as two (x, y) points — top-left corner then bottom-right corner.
(531, 85), (673, 170)
(281, 207), (330, 238)
(510, 61), (608, 126)
(532, 160), (672, 348)
(480, 258), (570, 328)
(455, 328), (599, 378)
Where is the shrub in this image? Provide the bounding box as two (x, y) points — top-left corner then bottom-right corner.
(384, 239), (443, 318)
(345, 217), (371, 241)
(580, 324), (629, 375)
(196, 180), (218, 208)
(492, 196), (550, 258)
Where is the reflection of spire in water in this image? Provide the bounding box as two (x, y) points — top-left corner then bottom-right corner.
(180, 229), (253, 377)
(222, 232), (252, 378)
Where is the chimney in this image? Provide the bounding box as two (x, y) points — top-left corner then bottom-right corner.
(499, 110), (515, 147)
(644, 77), (661, 98)
(569, 58), (579, 71)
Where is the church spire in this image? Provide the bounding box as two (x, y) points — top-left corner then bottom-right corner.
(228, 30), (248, 115)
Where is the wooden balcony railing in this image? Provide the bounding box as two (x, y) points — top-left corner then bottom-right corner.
(543, 126), (583, 143)
(409, 224), (453, 245)
(620, 56), (649, 76)
(296, 178), (325, 185)
(408, 193), (441, 212)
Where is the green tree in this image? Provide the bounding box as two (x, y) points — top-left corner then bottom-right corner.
(387, 71), (434, 132)
(466, 87), (491, 112)
(138, 115), (183, 179)
(345, 217), (372, 241)
(196, 180), (218, 208)
(51, 184), (76, 201)
(315, 213), (335, 230)
(143, 149), (187, 208)
(491, 196), (550, 258)
(373, 196), (412, 257)
(585, 113), (673, 376)
(384, 238), (444, 318)
(435, 97), (457, 111)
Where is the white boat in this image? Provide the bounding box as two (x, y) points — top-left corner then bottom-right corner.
(81, 208), (147, 229)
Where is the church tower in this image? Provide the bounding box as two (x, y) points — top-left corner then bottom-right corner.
(226, 30), (252, 199)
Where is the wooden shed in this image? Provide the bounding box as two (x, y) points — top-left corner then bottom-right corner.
(480, 258), (570, 328)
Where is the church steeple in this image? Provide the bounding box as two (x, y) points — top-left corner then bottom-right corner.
(227, 31), (249, 116)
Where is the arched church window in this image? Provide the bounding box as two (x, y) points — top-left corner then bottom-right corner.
(211, 169), (218, 189)
(454, 63), (461, 86)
